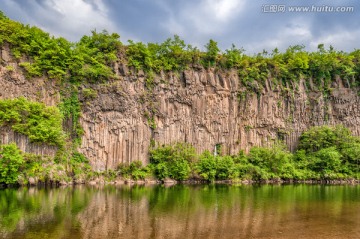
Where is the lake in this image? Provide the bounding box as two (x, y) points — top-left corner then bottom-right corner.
(1, 184), (360, 239)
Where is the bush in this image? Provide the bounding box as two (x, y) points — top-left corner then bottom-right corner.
(168, 159), (191, 181)
(340, 143), (360, 173)
(0, 98), (65, 147)
(149, 143), (196, 180)
(0, 143), (24, 184)
(313, 147), (342, 173)
(118, 160), (150, 180)
(195, 151), (217, 181)
(153, 162), (169, 180)
(298, 125), (353, 153)
(215, 156), (237, 180)
(248, 144), (295, 180)
(70, 152), (92, 180)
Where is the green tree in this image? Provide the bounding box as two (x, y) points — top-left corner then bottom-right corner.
(248, 143), (295, 179)
(216, 156), (237, 180)
(298, 125), (353, 153)
(196, 151), (217, 181)
(0, 143), (24, 184)
(312, 147), (342, 178)
(204, 39), (220, 67)
(224, 44), (244, 68)
(0, 98), (65, 147)
(149, 143), (196, 180)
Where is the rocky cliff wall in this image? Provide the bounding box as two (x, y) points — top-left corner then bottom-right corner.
(0, 44), (60, 157)
(79, 63), (360, 170)
(1, 45), (360, 171)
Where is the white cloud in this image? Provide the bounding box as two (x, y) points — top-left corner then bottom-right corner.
(243, 18), (313, 53)
(309, 29), (360, 51)
(3, 0), (116, 41)
(41, 0), (116, 40)
(160, 0), (246, 37)
(2, 0), (360, 52)
(208, 0), (244, 22)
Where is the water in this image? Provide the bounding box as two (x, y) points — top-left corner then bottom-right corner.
(1, 184), (360, 239)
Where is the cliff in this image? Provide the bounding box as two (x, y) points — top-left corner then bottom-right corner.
(1, 44), (360, 171)
(79, 63), (360, 170)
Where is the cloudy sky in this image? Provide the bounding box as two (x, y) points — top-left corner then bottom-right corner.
(1, 0), (359, 53)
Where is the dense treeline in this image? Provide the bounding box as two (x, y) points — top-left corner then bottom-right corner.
(1, 11), (360, 89)
(0, 11), (120, 82)
(119, 125), (360, 182)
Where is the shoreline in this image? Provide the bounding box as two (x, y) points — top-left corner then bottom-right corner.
(2, 178), (360, 188)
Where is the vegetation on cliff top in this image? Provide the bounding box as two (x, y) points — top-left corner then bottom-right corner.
(1, 11), (360, 89)
(0, 11), (120, 82)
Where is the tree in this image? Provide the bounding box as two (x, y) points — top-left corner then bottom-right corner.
(196, 151), (217, 181)
(204, 39), (220, 66)
(298, 125), (353, 153)
(224, 44), (244, 68)
(0, 143), (24, 184)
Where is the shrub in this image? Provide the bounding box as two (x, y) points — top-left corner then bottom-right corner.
(298, 125), (353, 153)
(0, 98), (65, 147)
(313, 147), (342, 173)
(149, 143), (196, 180)
(195, 151), (217, 181)
(168, 159), (191, 181)
(215, 156), (237, 180)
(204, 39), (220, 67)
(248, 144), (295, 180)
(118, 160), (150, 180)
(0, 143), (24, 184)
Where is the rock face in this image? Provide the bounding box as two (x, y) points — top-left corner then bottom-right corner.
(1, 45), (360, 171)
(0, 127), (57, 157)
(78, 65), (360, 170)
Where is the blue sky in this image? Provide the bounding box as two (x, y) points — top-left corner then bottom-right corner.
(1, 0), (360, 53)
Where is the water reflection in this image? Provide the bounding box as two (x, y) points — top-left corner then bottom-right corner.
(1, 184), (360, 239)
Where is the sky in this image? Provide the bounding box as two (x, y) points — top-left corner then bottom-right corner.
(1, 0), (360, 54)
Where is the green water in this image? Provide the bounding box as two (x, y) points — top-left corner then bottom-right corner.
(0, 184), (359, 239)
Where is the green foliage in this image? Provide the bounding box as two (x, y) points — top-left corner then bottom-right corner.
(204, 39), (220, 67)
(0, 98), (65, 147)
(298, 125), (353, 153)
(295, 125), (360, 179)
(196, 151), (217, 181)
(313, 147), (342, 177)
(118, 160), (151, 180)
(0, 143), (24, 184)
(247, 144), (295, 180)
(341, 142), (360, 172)
(126, 35), (200, 73)
(70, 30), (120, 82)
(150, 125), (360, 182)
(0, 15), (119, 82)
(124, 37), (360, 90)
(215, 156), (237, 180)
(69, 152), (92, 180)
(59, 91), (83, 143)
(149, 143), (196, 180)
(168, 159), (191, 181)
(82, 88), (98, 100)
(223, 44), (244, 68)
